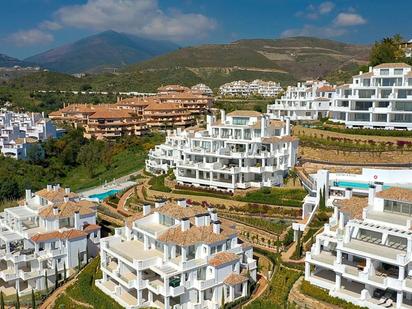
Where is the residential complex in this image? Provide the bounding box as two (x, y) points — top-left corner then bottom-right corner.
(49, 85), (213, 139)
(0, 184), (100, 296)
(191, 84), (213, 97)
(267, 80), (335, 121)
(306, 184), (412, 308)
(146, 110), (298, 191)
(96, 199), (256, 309)
(330, 63), (412, 130)
(0, 109), (57, 159)
(219, 80), (283, 97)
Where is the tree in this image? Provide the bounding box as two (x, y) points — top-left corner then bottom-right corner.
(221, 287), (225, 309)
(77, 250), (82, 272)
(45, 271), (49, 293)
(369, 34), (408, 66)
(15, 292), (20, 309)
(27, 144), (45, 164)
(0, 291), (4, 309)
(54, 264), (59, 290)
(31, 288), (36, 309)
(288, 168), (298, 186)
(63, 262), (67, 281)
(77, 141), (103, 177)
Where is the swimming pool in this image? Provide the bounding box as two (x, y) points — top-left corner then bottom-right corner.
(88, 189), (120, 201)
(334, 181), (390, 190)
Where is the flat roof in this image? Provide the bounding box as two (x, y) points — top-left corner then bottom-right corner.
(0, 230), (24, 242)
(110, 240), (163, 262)
(6, 206), (37, 220)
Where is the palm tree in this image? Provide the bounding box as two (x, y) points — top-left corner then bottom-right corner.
(0, 291), (4, 309)
(15, 292), (20, 309)
(288, 168), (298, 186)
(31, 289), (36, 309)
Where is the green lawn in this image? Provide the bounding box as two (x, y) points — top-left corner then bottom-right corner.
(61, 149), (146, 191)
(54, 257), (124, 309)
(237, 188), (307, 207)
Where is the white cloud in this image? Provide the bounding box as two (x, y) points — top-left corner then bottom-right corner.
(39, 20), (62, 31)
(296, 1), (335, 20)
(281, 25), (346, 38)
(334, 13), (366, 27)
(7, 29), (54, 46)
(319, 2), (335, 14)
(54, 0), (216, 41)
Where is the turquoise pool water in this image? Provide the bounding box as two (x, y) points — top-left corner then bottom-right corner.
(334, 181), (390, 190)
(89, 189), (120, 201)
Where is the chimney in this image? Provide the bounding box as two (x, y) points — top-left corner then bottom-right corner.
(220, 109), (226, 123)
(369, 66), (373, 72)
(344, 188), (353, 199)
(181, 218), (190, 232)
(212, 220), (221, 234)
(285, 117), (291, 136)
(210, 210), (218, 222)
(53, 185), (58, 192)
(47, 184), (52, 191)
(52, 206), (59, 216)
(374, 182), (384, 193)
(204, 214), (211, 226)
(195, 214), (205, 227)
(176, 199), (187, 208)
(63, 195), (69, 203)
(260, 115), (265, 137)
(25, 189), (32, 201)
(65, 187), (71, 194)
(74, 210), (81, 230)
(155, 199), (166, 208)
(143, 204), (151, 216)
(368, 185), (376, 206)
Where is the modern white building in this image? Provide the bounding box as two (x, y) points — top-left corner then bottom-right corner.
(0, 184), (100, 296)
(267, 80), (335, 121)
(219, 80), (282, 97)
(191, 84), (213, 97)
(96, 199), (257, 309)
(330, 63), (412, 130)
(305, 185), (412, 308)
(0, 109), (57, 159)
(145, 110), (299, 191)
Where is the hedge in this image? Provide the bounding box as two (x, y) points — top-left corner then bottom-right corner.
(300, 280), (368, 309)
(148, 174), (172, 192)
(238, 188), (306, 207)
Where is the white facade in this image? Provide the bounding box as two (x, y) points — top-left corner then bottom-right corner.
(96, 199), (257, 309)
(191, 84), (213, 97)
(267, 80), (335, 121)
(305, 185), (412, 308)
(219, 80), (282, 97)
(330, 63), (412, 130)
(145, 110), (298, 191)
(0, 185), (100, 296)
(0, 109), (57, 159)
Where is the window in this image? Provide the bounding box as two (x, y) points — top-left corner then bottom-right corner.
(232, 117), (248, 125)
(394, 68), (403, 75)
(380, 69), (389, 75)
(384, 199), (412, 216)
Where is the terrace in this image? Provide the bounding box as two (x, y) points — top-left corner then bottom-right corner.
(343, 238), (405, 261)
(109, 240), (163, 263)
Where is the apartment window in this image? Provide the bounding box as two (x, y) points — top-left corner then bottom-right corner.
(358, 90), (375, 99)
(381, 89), (392, 98)
(384, 200), (412, 216)
(391, 113), (412, 123)
(362, 79), (371, 87)
(354, 101), (372, 111)
(394, 68), (403, 75)
(376, 101), (390, 108)
(397, 90), (412, 99)
(232, 117), (248, 125)
(394, 102), (412, 111)
(380, 69), (390, 75)
(374, 114), (387, 122)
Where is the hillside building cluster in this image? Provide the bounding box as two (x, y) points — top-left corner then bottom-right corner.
(49, 85), (213, 140)
(219, 80), (283, 97)
(146, 110), (298, 192)
(96, 199), (257, 309)
(267, 80), (335, 121)
(268, 63), (412, 130)
(0, 184), (100, 297)
(0, 109), (57, 159)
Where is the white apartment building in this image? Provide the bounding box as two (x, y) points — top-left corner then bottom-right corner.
(0, 109), (57, 159)
(0, 184), (100, 297)
(191, 84), (213, 97)
(331, 63), (412, 130)
(96, 199), (257, 309)
(145, 110), (299, 191)
(305, 185), (412, 308)
(267, 80), (335, 121)
(219, 80), (282, 97)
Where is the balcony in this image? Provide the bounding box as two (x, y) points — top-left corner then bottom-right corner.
(194, 278), (217, 290)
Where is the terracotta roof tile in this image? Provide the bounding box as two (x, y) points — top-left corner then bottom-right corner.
(31, 229), (87, 243)
(83, 223), (101, 233)
(156, 203), (207, 220)
(376, 187), (412, 203)
(209, 252), (239, 267)
(223, 273), (248, 286)
(88, 109), (133, 119)
(334, 197), (368, 219)
(39, 200), (96, 219)
(374, 63), (411, 69)
(35, 188), (79, 204)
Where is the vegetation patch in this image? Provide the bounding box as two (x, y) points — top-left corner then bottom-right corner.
(221, 214), (289, 235)
(148, 174), (172, 192)
(300, 280), (367, 309)
(237, 188), (306, 207)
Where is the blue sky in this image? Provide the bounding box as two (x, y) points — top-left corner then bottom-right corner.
(1, 0), (411, 59)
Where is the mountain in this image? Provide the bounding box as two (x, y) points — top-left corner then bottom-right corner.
(0, 53), (34, 68)
(25, 30), (179, 74)
(129, 36), (370, 83)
